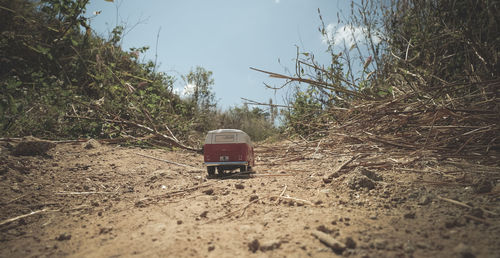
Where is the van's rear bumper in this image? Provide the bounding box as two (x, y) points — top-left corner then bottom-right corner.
(205, 161), (248, 166)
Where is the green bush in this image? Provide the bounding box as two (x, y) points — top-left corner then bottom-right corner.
(0, 0), (193, 140)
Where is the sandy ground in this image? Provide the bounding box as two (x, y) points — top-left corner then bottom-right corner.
(1, 139), (499, 257)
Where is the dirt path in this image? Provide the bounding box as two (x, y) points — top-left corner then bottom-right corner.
(1, 140), (499, 257)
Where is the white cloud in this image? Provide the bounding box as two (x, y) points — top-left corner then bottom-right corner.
(322, 24), (381, 47)
(174, 83), (196, 98)
(274, 0), (280, 3)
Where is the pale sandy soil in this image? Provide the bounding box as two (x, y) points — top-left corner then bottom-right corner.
(1, 139), (499, 257)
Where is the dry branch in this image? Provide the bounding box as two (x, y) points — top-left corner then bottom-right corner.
(311, 230), (346, 251)
(0, 209), (50, 226)
(250, 67), (364, 98)
(437, 196), (472, 209)
(106, 118), (201, 152)
(437, 196), (497, 216)
(278, 195), (315, 206)
(65, 115), (201, 152)
(255, 59), (499, 159)
(241, 97), (292, 108)
(276, 185), (288, 204)
(324, 155), (357, 179)
(56, 191), (114, 195)
(463, 214), (491, 225)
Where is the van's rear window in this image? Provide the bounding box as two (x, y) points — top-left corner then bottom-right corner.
(215, 134), (235, 143)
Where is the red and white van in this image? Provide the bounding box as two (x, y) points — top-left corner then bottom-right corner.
(203, 129), (254, 175)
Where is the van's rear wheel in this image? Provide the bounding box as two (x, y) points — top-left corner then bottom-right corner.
(217, 166), (224, 175)
(239, 166), (247, 172)
(207, 166), (215, 175)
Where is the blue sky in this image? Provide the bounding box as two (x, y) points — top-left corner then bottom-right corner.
(85, 0), (355, 110)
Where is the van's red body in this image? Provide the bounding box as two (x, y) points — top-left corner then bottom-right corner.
(204, 129), (254, 175)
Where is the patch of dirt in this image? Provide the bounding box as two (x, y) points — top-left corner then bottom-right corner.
(0, 139), (499, 257)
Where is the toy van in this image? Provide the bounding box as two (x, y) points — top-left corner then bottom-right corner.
(204, 129), (254, 175)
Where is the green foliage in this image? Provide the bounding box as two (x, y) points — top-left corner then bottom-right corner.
(0, 0), (191, 140)
(182, 67), (216, 110)
(284, 87), (328, 137)
(386, 0), (499, 87)
(0, 0), (281, 145)
(217, 105), (278, 142)
(281, 0), (499, 138)
(181, 66), (217, 132)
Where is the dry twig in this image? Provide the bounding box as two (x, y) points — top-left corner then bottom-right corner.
(463, 214), (491, 225)
(437, 196), (497, 216)
(56, 191), (114, 195)
(0, 209), (51, 226)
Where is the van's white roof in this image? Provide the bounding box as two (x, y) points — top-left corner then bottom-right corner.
(208, 129), (245, 134)
(205, 129), (252, 144)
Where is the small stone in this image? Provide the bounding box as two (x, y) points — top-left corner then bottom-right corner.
(177, 220), (183, 225)
(355, 167), (383, 181)
(99, 227), (113, 235)
(248, 239), (260, 253)
(202, 188), (214, 195)
(454, 243), (476, 258)
(134, 200), (146, 208)
(346, 173), (375, 190)
(344, 237), (357, 249)
(312, 231), (345, 254)
(13, 137), (56, 156)
(469, 208), (484, 218)
(445, 218), (465, 228)
(260, 241), (281, 252)
(331, 171), (341, 178)
(55, 233), (71, 241)
(249, 195), (259, 202)
(444, 219), (455, 228)
(208, 245), (215, 252)
(11, 183), (21, 193)
(472, 177), (493, 194)
(404, 242), (415, 254)
(200, 211), (208, 218)
(329, 240), (346, 253)
(82, 139), (101, 149)
(491, 183), (500, 193)
(316, 225), (334, 234)
(0, 167), (7, 175)
(418, 195), (432, 205)
(416, 242), (429, 249)
(404, 211), (416, 219)
(323, 178), (332, 184)
(373, 239), (388, 250)
(235, 184), (245, 189)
